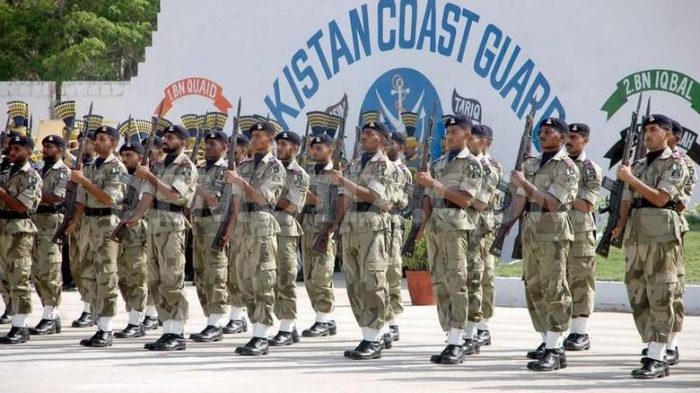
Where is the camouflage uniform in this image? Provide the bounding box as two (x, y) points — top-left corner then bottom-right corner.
(272, 160), (308, 327)
(622, 147), (686, 344)
(76, 154), (126, 324)
(339, 151), (395, 337)
(302, 162), (337, 320)
(32, 160), (70, 311)
(191, 157), (229, 323)
(230, 152), (285, 334)
(386, 158), (411, 324)
(70, 156), (96, 306)
(0, 163), (42, 319)
(425, 147), (481, 337)
(143, 152), (197, 326)
(567, 154), (602, 320)
(518, 149), (578, 335)
(481, 154), (505, 322)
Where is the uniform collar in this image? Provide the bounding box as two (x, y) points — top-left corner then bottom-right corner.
(546, 148), (569, 161)
(286, 159), (302, 171)
(258, 150), (275, 164)
(475, 152), (484, 160)
(15, 161), (32, 173)
(213, 156), (226, 166)
(367, 150), (386, 163)
(169, 151), (187, 166)
(573, 151), (587, 163)
(102, 153), (117, 164)
(660, 146), (673, 159)
(443, 146), (471, 160)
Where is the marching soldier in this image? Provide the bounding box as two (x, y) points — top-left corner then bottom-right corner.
(189, 130), (229, 343)
(385, 131), (412, 341)
(224, 133), (250, 335)
(67, 125), (126, 347)
(126, 124), (198, 351)
(563, 123), (602, 351)
(269, 131), (309, 346)
(415, 115), (482, 364)
(464, 125), (498, 349)
(300, 134), (339, 337)
(612, 114), (686, 378)
(29, 135), (70, 335)
(509, 117), (578, 371)
(224, 120), (285, 356)
(329, 119), (395, 360)
(114, 140), (149, 339)
(0, 135), (42, 344)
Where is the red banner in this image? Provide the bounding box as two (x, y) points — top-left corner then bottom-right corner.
(156, 77), (233, 115)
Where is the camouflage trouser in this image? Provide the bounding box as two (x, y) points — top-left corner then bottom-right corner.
(81, 219), (119, 319)
(342, 229), (389, 330)
(523, 239), (572, 333)
(147, 230), (189, 321)
(274, 235), (298, 321)
(301, 229), (335, 314)
(625, 241), (679, 343)
(385, 215), (404, 321)
(567, 232), (596, 317)
(233, 234), (277, 326)
(31, 214), (63, 308)
(467, 231), (484, 323)
(227, 241), (245, 310)
(426, 229), (468, 331)
(69, 231), (89, 302)
(0, 230), (33, 315)
(192, 221), (228, 317)
(480, 231), (496, 320)
(117, 234), (148, 313)
(672, 232), (687, 333)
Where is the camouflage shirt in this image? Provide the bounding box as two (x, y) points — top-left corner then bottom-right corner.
(303, 161), (335, 231)
(672, 147), (697, 233)
(39, 159), (70, 208)
(192, 156), (227, 223)
(426, 147), (482, 233)
(485, 153), (506, 226)
(569, 152), (603, 237)
(469, 153), (500, 235)
(273, 159), (309, 237)
(622, 147), (687, 244)
(0, 162), (42, 234)
(517, 149), (579, 242)
(390, 158), (411, 213)
(143, 152), (198, 233)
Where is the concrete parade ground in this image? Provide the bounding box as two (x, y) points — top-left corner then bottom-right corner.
(1, 274), (698, 393)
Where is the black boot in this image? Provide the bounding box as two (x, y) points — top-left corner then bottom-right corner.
(190, 325), (224, 342)
(666, 348), (680, 366)
(347, 340), (382, 360)
(0, 326), (30, 344)
(527, 348), (566, 371)
(269, 329), (300, 346)
(463, 338), (481, 355)
(222, 319), (248, 334)
(382, 333), (393, 349)
(476, 329), (491, 346)
(564, 333), (591, 351)
(527, 343), (546, 359)
(0, 311), (11, 325)
(144, 333), (186, 351)
(237, 337), (269, 356)
(142, 316), (159, 331)
(29, 317), (62, 335)
(114, 324), (146, 339)
(389, 325), (400, 342)
(72, 312), (95, 328)
(430, 345), (465, 364)
(301, 321), (336, 337)
(632, 357), (669, 379)
(79, 330), (113, 347)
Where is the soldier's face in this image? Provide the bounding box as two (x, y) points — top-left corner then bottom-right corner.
(149, 148), (163, 164)
(405, 146), (417, 156)
(204, 139), (226, 161)
(120, 150), (141, 170)
(311, 143), (333, 162)
(8, 145), (31, 164)
(445, 125), (470, 150)
(83, 139), (95, 156)
(93, 134), (116, 156)
(251, 131), (273, 153)
(467, 135), (484, 155)
(668, 132), (681, 149)
(41, 143), (63, 161)
(565, 133), (587, 155)
(162, 134), (184, 154)
(643, 124), (670, 151)
(234, 145), (247, 160)
(538, 126), (563, 151)
(360, 129), (383, 152)
(276, 140), (297, 160)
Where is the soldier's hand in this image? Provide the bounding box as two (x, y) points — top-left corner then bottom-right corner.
(611, 225), (623, 239)
(510, 170), (525, 188)
(134, 165), (151, 180)
(70, 169), (86, 184)
(65, 220), (78, 235)
(415, 171), (433, 187)
(125, 216), (140, 227)
(328, 170), (344, 186)
(224, 170), (242, 185)
(616, 165), (633, 183)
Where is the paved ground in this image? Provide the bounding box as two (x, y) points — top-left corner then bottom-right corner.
(1, 274), (698, 392)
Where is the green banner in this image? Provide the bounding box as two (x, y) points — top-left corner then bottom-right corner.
(601, 69), (700, 119)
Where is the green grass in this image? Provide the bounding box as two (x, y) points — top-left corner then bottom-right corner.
(497, 222), (700, 284)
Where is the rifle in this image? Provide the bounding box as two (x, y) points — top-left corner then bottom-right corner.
(108, 102), (165, 242)
(352, 126), (361, 161)
(489, 102), (537, 258)
(212, 98), (242, 251)
(190, 112), (210, 162)
(312, 111), (347, 253)
(0, 114), (10, 162)
(595, 93), (643, 257)
(52, 102), (93, 245)
(400, 103), (437, 257)
(298, 118), (311, 164)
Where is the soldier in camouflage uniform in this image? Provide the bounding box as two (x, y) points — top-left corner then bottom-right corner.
(385, 132), (411, 341)
(464, 125), (498, 349)
(300, 134), (339, 338)
(613, 114), (686, 378)
(510, 118), (578, 371)
(269, 131), (309, 346)
(127, 125), (198, 351)
(563, 123), (602, 352)
(29, 135), (71, 336)
(0, 136), (42, 344)
(415, 115), (482, 365)
(67, 126), (126, 347)
(113, 140), (149, 339)
(224, 133), (250, 334)
(189, 130), (229, 343)
(329, 120), (395, 360)
(224, 120), (285, 356)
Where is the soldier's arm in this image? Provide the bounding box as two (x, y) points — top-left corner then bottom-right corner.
(71, 170), (115, 206)
(0, 187), (29, 213)
(135, 165), (183, 202)
(336, 176), (378, 204)
(125, 194), (154, 226)
(305, 191), (319, 205)
(41, 193), (63, 205)
(505, 194), (527, 225)
(611, 200), (631, 239)
(333, 194), (349, 227)
(617, 164), (673, 207)
(195, 184), (220, 207)
(416, 195), (433, 240)
(515, 176), (563, 211)
(416, 171), (474, 209)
